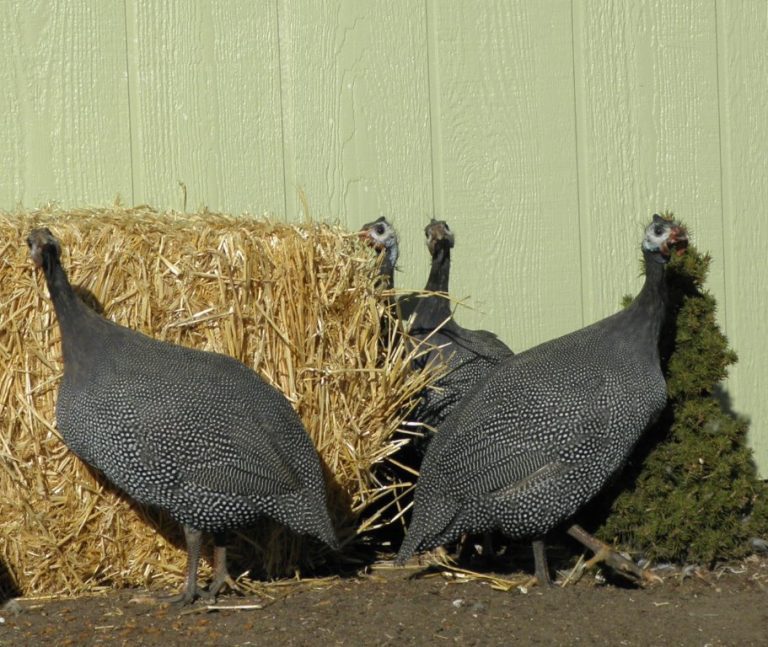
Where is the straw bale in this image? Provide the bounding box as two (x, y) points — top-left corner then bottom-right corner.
(0, 204), (435, 596)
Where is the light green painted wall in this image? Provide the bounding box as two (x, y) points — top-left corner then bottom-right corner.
(0, 1), (132, 204)
(1, 1), (766, 475)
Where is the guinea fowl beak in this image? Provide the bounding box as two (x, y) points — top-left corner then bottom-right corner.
(667, 226), (689, 257)
(358, 229), (381, 250)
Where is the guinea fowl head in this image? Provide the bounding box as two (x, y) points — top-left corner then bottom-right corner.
(359, 216), (399, 273)
(424, 219), (454, 257)
(27, 228), (62, 269)
(642, 214), (688, 263)
(359, 216), (397, 251)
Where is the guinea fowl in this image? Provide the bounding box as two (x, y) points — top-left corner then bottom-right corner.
(359, 217), (399, 291)
(408, 219), (513, 440)
(396, 215), (688, 585)
(359, 217), (419, 322)
(28, 228), (338, 604)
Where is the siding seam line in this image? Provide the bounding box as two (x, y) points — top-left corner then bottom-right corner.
(424, 0), (442, 219)
(275, 0), (291, 220)
(570, 0), (586, 328)
(122, 0), (135, 206)
(713, 0), (729, 335)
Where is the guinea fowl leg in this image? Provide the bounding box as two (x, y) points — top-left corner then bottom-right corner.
(166, 525), (204, 605)
(203, 532), (239, 598)
(532, 538), (553, 587)
(566, 524), (658, 584)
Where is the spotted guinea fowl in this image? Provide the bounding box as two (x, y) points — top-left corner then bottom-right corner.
(408, 219), (513, 440)
(396, 215), (688, 584)
(359, 217), (421, 322)
(359, 217), (399, 291)
(28, 228), (339, 604)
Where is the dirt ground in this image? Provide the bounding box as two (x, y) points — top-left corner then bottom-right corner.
(2, 555), (767, 647)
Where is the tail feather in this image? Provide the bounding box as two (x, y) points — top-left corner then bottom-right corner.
(313, 506), (340, 551)
(277, 491), (339, 550)
(395, 526), (424, 566)
(305, 495), (340, 550)
(395, 496), (462, 565)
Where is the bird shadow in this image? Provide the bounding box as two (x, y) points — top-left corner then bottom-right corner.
(711, 383), (742, 421)
(0, 561), (21, 605)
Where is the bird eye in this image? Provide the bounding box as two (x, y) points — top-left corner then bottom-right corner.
(375, 225), (385, 235)
(653, 225), (664, 236)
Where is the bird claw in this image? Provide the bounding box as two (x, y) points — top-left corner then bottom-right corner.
(160, 573), (240, 607)
(565, 525), (659, 587)
(582, 546), (660, 586)
(520, 575), (546, 590)
(641, 570), (664, 585)
(204, 574), (241, 599)
(161, 586), (201, 606)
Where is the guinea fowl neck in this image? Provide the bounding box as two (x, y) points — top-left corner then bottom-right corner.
(42, 250), (102, 362)
(624, 249), (669, 347)
(426, 242), (450, 292)
(424, 241), (452, 319)
(379, 243), (398, 289)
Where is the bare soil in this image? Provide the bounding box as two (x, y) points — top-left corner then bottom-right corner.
(2, 556), (767, 646)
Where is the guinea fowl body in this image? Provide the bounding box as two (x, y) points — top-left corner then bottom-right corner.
(397, 216), (688, 572)
(29, 229), (338, 602)
(56, 324), (331, 536)
(408, 220), (513, 434)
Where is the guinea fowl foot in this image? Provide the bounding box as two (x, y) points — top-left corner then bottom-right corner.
(566, 524), (659, 585)
(161, 572), (237, 606)
(161, 561), (237, 606)
(200, 543), (240, 599)
(160, 525), (207, 606)
(512, 539), (554, 590)
(162, 586), (201, 606)
(203, 573), (240, 599)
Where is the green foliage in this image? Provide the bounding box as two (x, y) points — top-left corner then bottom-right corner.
(594, 240), (768, 564)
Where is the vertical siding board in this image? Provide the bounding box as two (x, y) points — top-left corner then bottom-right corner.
(277, 0), (433, 266)
(575, 0), (724, 323)
(0, 3), (27, 206)
(717, 0), (768, 474)
(0, 1), (131, 207)
(1, 2), (765, 473)
(431, 0), (581, 350)
(126, 0), (284, 215)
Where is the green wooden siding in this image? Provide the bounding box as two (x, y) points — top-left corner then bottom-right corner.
(1, 0), (766, 475)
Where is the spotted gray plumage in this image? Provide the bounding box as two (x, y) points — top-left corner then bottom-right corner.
(397, 215), (688, 582)
(408, 219), (513, 437)
(28, 228), (338, 604)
